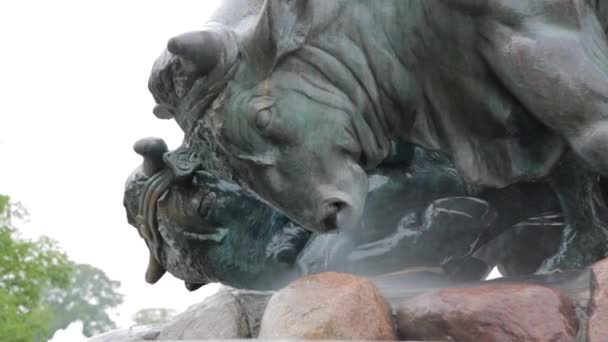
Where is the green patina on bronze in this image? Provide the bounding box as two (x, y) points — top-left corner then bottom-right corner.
(125, 136), (586, 290)
(147, 0), (608, 271)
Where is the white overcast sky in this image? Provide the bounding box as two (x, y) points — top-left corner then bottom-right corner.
(0, 0), (224, 328)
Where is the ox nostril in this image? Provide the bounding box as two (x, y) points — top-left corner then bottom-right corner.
(321, 201), (347, 232)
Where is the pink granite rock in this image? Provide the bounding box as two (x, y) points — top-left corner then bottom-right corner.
(397, 283), (578, 341)
(589, 258), (608, 342)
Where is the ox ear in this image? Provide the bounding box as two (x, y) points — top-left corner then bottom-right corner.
(245, 0), (311, 72)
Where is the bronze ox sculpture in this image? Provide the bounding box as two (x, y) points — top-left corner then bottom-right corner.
(146, 0), (608, 271)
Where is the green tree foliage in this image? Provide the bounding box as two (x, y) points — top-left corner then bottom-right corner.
(0, 195), (72, 342)
(132, 308), (176, 325)
(0, 194), (125, 340)
(45, 262), (125, 337)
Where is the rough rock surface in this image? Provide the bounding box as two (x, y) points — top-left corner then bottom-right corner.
(258, 272), (397, 340)
(87, 324), (162, 341)
(397, 283), (578, 341)
(157, 290), (249, 340)
(589, 258), (608, 342)
(88, 288), (272, 341)
(231, 289), (272, 338)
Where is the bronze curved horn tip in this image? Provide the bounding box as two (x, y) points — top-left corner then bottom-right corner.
(167, 31), (223, 75)
(145, 252), (166, 284)
(133, 137), (168, 176)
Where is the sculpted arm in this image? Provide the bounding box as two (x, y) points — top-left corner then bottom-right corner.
(476, 0), (608, 172)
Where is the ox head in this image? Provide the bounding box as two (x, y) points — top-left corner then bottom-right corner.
(149, 0), (390, 233)
(124, 137), (309, 289)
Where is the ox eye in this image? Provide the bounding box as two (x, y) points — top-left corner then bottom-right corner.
(249, 96), (275, 132)
(255, 109), (272, 131)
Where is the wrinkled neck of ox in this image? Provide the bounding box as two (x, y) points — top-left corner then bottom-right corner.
(303, 1), (425, 142)
(289, 44), (405, 168)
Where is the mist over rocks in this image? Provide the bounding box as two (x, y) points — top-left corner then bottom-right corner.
(89, 259), (608, 341)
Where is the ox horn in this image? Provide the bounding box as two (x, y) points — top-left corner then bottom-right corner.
(145, 252), (166, 284)
(167, 31), (223, 76)
(133, 137), (168, 177)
